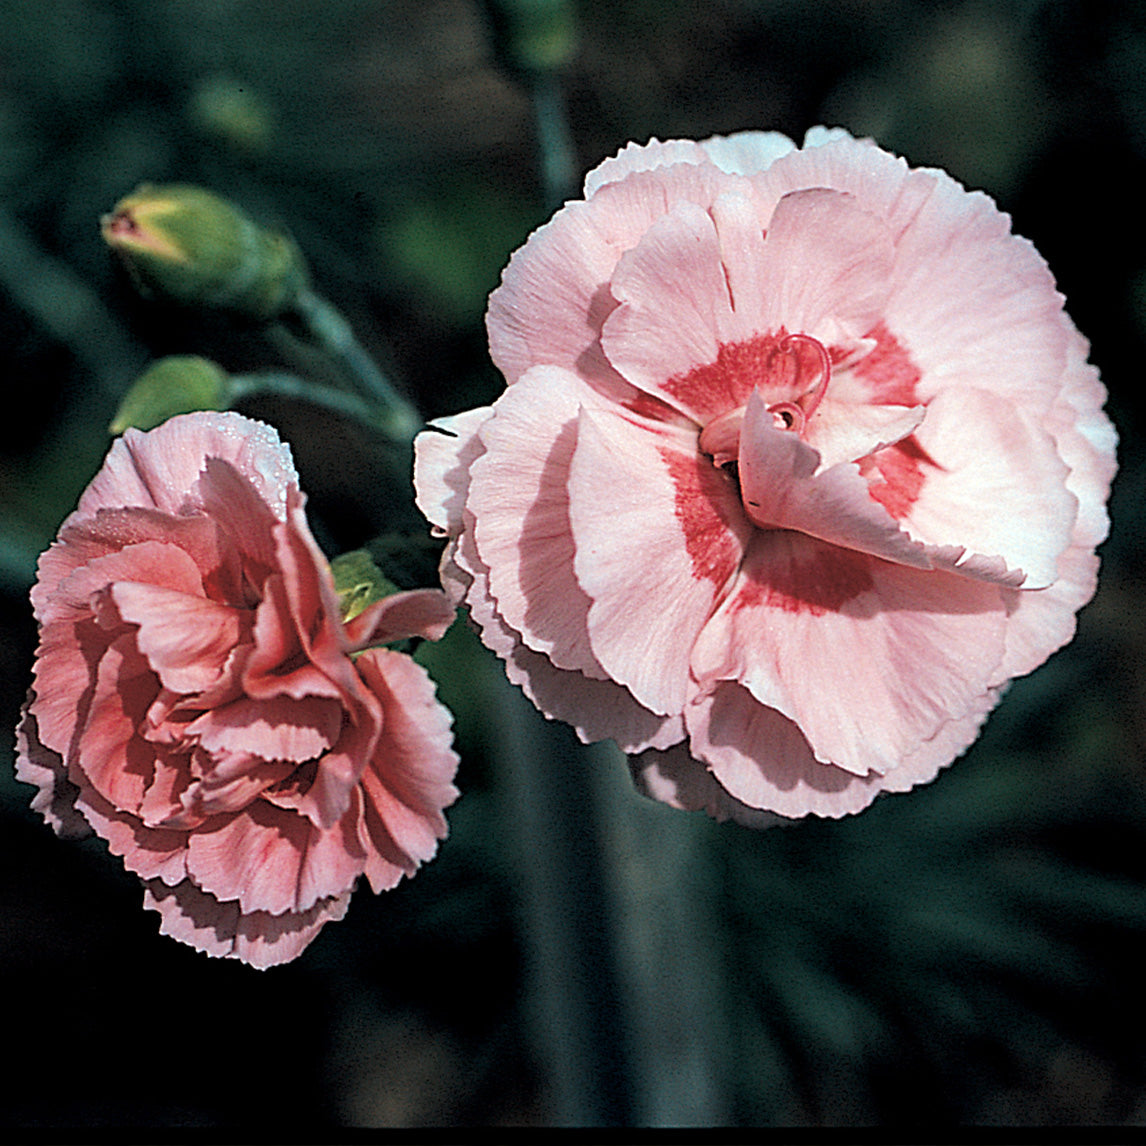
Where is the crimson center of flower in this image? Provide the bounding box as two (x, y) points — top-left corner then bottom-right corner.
(697, 332), (832, 470)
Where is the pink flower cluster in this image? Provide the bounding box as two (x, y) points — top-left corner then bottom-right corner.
(415, 127), (1117, 823)
(17, 412), (459, 967)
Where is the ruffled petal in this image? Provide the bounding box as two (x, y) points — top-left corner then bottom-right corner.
(413, 407), (493, 538)
(691, 530), (1007, 776)
(460, 526), (683, 753)
(186, 694), (342, 763)
(14, 702), (91, 838)
(77, 411), (298, 522)
(110, 582), (251, 694)
(900, 386), (1078, 588)
(142, 876), (350, 969)
(737, 389), (933, 569)
(344, 588), (457, 649)
(627, 742), (785, 828)
(569, 405), (751, 716)
(355, 649), (459, 890)
(184, 799), (364, 916)
(468, 366), (613, 679)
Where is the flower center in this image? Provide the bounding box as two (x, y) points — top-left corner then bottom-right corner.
(698, 332), (832, 468)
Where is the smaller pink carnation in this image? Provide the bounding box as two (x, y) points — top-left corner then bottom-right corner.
(17, 411), (460, 968)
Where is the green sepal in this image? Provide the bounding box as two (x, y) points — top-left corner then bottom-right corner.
(110, 356), (232, 434)
(330, 548), (400, 623)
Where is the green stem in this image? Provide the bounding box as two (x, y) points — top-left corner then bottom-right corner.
(531, 72), (578, 212)
(230, 371), (396, 435)
(289, 289), (423, 442)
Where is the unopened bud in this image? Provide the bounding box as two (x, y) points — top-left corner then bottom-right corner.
(101, 184), (308, 320)
(110, 356), (232, 434)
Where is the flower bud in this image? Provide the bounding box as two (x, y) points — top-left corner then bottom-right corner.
(109, 355), (232, 434)
(101, 184), (308, 320)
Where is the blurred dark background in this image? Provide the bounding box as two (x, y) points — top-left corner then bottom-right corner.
(2, 0), (1145, 1129)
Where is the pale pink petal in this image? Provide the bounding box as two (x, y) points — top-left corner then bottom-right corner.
(111, 582), (251, 694)
(699, 131), (799, 176)
(901, 386), (1078, 588)
(751, 135), (1069, 417)
(685, 683), (882, 818)
(737, 389), (933, 569)
(413, 407), (493, 537)
(753, 188), (895, 342)
(468, 365), (613, 678)
(1048, 326), (1118, 550)
(803, 398), (926, 473)
(583, 138), (722, 196)
(600, 201), (734, 400)
(996, 544), (1102, 684)
(487, 161), (752, 394)
(568, 406), (751, 716)
(344, 588), (457, 650)
(707, 192), (771, 342)
(460, 527), (684, 753)
(685, 679), (999, 817)
(627, 742), (785, 828)
(583, 131), (795, 197)
(691, 531), (1007, 776)
(142, 876), (350, 969)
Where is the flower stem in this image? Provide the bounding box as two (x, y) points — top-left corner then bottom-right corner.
(229, 371), (396, 435)
(288, 289), (423, 442)
(531, 72), (578, 212)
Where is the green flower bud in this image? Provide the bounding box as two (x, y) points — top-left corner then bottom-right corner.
(101, 184), (308, 320)
(330, 549), (399, 623)
(110, 355), (232, 434)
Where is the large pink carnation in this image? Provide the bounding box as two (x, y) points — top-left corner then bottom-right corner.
(17, 411), (460, 967)
(414, 127), (1117, 824)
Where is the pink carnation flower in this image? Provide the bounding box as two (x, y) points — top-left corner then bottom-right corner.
(17, 411), (460, 967)
(414, 127), (1117, 824)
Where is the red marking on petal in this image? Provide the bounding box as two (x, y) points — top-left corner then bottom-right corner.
(661, 447), (744, 585)
(664, 333), (788, 423)
(621, 390), (690, 423)
(734, 535), (874, 616)
(853, 321), (921, 405)
(665, 331), (844, 427)
(860, 436), (932, 519)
